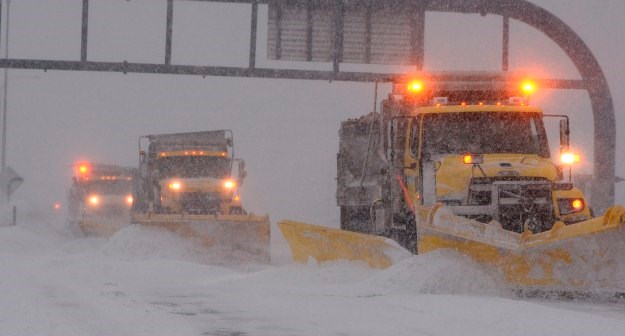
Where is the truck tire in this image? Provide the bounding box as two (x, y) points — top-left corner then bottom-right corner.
(397, 214), (418, 254)
(340, 206), (372, 234)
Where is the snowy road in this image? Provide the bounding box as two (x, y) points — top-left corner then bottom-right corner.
(1, 221), (625, 336)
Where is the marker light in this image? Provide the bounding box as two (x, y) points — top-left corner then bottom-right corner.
(78, 164), (89, 174)
(431, 97), (448, 106)
(558, 198), (585, 215)
(463, 154), (484, 165)
(521, 80), (536, 94)
(88, 195), (99, 205)
(169, 181), (182, 190)
(224, 180), (236, 189)
(53, 203), (61, 210)
(126, 195), (133, 205)
(560, 152), (580, 165)
(572, 199), (583, 210)
(234, 195), (240, 202)
(406, 80), (424, 93)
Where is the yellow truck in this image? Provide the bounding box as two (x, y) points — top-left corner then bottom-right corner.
(336, 78), (591, 251)
(67, 162), (135, 236)
(131, 130), (270, 260)
(280, 75), (625, 296)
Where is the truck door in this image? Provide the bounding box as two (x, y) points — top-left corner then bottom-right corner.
(405, 116), (423, 205)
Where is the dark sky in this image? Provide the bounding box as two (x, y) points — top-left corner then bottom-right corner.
(3, 0), (624, 226)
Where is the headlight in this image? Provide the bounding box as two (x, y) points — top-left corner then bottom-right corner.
(560, 152), (580, 165)
(126, 195), (133, 205)
(558, 198), (584, 215)
(223, 180), (236, 189)
(168, 181), (182, 190)
(88, 195), (99, 206)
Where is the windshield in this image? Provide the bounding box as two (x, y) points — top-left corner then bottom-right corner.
(157, 156), (231, 178)
(421, 112), (550, 157)
(82, 180), (132, 195)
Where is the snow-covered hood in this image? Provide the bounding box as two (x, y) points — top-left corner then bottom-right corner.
(434, 153), (558, 200)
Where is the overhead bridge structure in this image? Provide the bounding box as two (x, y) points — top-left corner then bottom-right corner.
(0, 0), (615, 213)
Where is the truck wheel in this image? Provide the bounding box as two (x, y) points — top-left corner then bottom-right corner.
(340, 206), (372, 233)
(398, 215), (418, 254)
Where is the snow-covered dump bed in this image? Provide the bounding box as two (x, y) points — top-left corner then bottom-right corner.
(336, 112), (389, 206)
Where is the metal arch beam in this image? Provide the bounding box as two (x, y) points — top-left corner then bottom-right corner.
(421, 0), (615, 213)
(0, 60), (587, 90)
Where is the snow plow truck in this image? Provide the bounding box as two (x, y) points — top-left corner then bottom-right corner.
(280, 73), (625, 296)
(67, 162), (135, 236)
(131, 130), (270, 260)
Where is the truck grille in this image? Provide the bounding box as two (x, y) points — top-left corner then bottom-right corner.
(179, 192), (222, 214)
(467, 178), (555, 233)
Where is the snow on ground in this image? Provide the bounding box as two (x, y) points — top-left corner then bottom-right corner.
(1, 218), (625, 336)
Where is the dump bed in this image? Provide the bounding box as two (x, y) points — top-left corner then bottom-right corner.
(336, 113), (389, 207)
(146, 130), (231, 154)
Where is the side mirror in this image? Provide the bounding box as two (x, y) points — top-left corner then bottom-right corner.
(139, 150), (146, 163)
(559, 119), (570, 150)
(238, 160), (247, 181)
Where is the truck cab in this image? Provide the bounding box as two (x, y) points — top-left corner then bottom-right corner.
(403, 102), (590, 233)
(133, 130), (247, 215)
(68, 162), (134, 217)
(67, 162), (135, 235)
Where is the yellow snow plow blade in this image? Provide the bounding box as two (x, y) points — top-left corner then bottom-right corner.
(133, 213), (270, 261)
(78, 216), (130, 237)
(416, 204), (625, 292)
(278, 220), (410, 269)
(280, 206), (625, 293)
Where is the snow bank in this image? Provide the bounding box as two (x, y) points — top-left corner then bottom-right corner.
(103, 225), (268, 270)
(364, 250), (509, 297)
(0, 225), (60, 254)
(2, 217), (625, 336)
(235, 249), (507, 301)
(102, 225), (209, 263)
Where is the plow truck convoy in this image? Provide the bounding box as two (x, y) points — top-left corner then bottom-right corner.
(280, 74), (625, 296)
(131, 130), (270, 260)
(67, 162), (135, 236)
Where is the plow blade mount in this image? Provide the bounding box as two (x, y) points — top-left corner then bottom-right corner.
(133, 213), (270, 261)
(278, 220), (410, 269)
(78, 216), (130, 237)
(415, 204), (625, 294)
